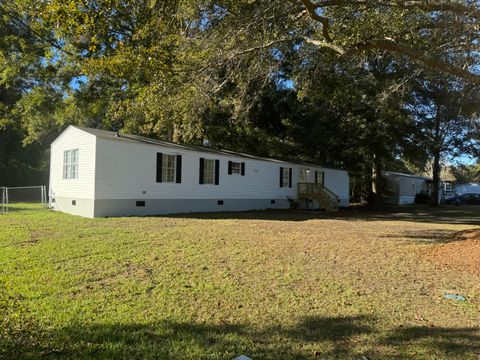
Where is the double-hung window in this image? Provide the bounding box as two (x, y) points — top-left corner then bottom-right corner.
(231, 162), (241, 174)
(63, 149), (79, 179)
(203, 159), (215, 184)
(280, 167), (291, 188)
(162, 154), (176, 183)
(227, 161), (245, 176)
(199, 158), (219, 185)
(156, 152), (182, 183)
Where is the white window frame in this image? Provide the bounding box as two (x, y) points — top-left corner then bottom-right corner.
(203, 159), (215, 185)
(231, 161), (241, 175)
(281, 167), (290, 188)
(162, 154), (176, 183)
(63, 149), (79, 180)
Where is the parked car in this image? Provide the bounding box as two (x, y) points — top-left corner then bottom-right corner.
(444, 195), (457, 205)
(454, 193), (480, 206)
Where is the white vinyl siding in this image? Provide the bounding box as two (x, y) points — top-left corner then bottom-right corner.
(162, 154), (176, 183)
(203, 159), (215, 184)
(93, 135), (349, 206)
(63, 149), (79, 179)
(49, 127), (97, 217)
(50, 126), (351, 217)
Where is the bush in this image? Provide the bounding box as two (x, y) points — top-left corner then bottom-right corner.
(287, 197), (300, 209)
(415, 192), (431, 204)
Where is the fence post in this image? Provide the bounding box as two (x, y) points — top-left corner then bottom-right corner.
(43, 185), (48, 208)
(5, 187), (8, 213)
(1, 187), (4, 213)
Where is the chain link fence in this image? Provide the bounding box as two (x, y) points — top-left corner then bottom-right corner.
(0, 186), (47, 213)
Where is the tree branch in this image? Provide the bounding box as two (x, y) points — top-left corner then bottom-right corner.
(0, 2), (75, 57)
(299, 0), (332, 42)
(298, 0), (480, 84)
(228, 38), (293, 60)
(309, 0), (480, 20)
(311, 37), (480, 85)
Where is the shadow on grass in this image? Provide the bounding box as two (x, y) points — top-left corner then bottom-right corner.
(2, 203), (46, 212)
(5, 203), (480, 226)
(164, 205), (480, 226)
(381, 229), (459, 243)
(4, 315), (480, 360)
(382, 227), (480, 244)
(380, 325), (480, 355)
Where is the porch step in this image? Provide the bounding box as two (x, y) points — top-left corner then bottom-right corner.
(297, 183), (340, 211)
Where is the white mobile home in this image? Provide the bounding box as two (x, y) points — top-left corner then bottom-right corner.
(49, 126), (349, 218)
(380, 171), (431, 205)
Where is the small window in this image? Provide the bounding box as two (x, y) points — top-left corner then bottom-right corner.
(231, 162), (241, 174)
(217, 200), (224, 205)
(162, 154), (176, 183)
(203, 159), (215, 184)
(270, 200), (276, 204)
(281, 167), (290, 187)
(63, 149), (79, 179)
(136, 201), (146, 207)
(72, 200), (76, 206)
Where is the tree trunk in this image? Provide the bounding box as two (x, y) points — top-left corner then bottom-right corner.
(431, 151), (441, 207)
(373, 157), (383, 208)
(431, 109), (442, 207)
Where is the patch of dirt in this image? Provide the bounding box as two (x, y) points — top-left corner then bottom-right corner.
(20, 230), (49, 247)
(424, 229), (480, 275)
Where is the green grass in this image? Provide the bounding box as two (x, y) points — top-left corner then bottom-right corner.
(1, 204), (479, 359)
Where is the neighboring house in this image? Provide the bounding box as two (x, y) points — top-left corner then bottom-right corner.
(379, 171), (431, 205)
(49, 126), (350, 218)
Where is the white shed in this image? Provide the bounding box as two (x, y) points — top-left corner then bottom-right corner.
(49, 126), (350, 218)
(381, 171), (431, 205)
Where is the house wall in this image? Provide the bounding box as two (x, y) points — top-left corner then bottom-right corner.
(92, 137), (349, 217)
(49, 127), (96, 217)
(383, 173), (429, 205)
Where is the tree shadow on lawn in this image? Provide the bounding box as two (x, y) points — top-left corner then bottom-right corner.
(381, 229), (460, 244)
(382, 227), (480, 244)
(163, 205), (480, 226)
(6, 315), (480, 360)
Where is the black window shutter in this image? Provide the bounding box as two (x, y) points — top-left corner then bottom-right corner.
(279, 167), (284, 187)
(322, 172), (325, 187)
(199, 158), (204, 184)
(176, 155), (182, 183)
(289, 168), (292, 188)
(228, 161), (232, 175)
(215, 159), (220, 185)
(315, 171), (318, 184)
(241, 162), (245, 176)
(156, 153), (163, 182)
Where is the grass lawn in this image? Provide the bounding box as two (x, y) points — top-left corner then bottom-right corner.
(1, 204), (479, 359)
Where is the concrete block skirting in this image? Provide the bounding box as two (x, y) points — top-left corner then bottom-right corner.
(93, 198), (292, 217)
